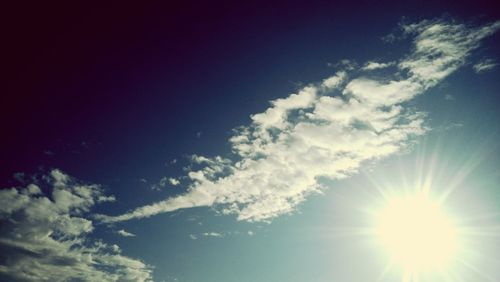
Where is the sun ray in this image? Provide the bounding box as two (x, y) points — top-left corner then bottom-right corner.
(349, 135), (500, 281)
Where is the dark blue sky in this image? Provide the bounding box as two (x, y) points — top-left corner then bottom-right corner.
(2, 2), (500, 281)
(3, 1), (499, 185)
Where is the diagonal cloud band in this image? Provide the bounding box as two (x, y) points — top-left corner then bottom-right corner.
(99, 18), (500, 223)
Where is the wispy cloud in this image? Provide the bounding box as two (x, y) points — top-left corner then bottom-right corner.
(189, 232), (224, 239)
(0, 170), (152, 281)
(152, 176), (180, 190)
(202, 232), (224, 238)
(117, 229), (136, 237)
(473, 58), (497, 73)
(99, 18), (500, 224)
(444, 94), (455, 101)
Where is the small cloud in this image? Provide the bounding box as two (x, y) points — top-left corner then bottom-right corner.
(189, 234), (198, 240)
(444, 94), (455, 101)
(443, 122), (464, 131)
(473, 58), (497, 73)
(322, 71), (347, 89)
(328, 59), (357, 70)
(196, 131), (202, 138)
(202, 232), (224, 238)
(44, 150), (55, 156)
(247, 231), (254, 236)
(139, 178), (147, 183)
(381, 33), (397, 43)
(151, 177), (168, 190)
(168, 178), (180, 186)
(117, 229), (136, 237)
(164, 159), (178, 167)
(361, 61), (395, 71)
(151, 177), (180, 190)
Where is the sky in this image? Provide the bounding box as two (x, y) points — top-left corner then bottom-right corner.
(2, 1), (500, 281)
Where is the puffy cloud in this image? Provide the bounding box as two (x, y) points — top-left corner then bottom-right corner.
(473, 58), (497, 73)
(168, 178), (180, 186)
(0, 170), (152, 282)
(99, 18), (500, 223)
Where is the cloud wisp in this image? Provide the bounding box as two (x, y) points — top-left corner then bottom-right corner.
(473, 58), (497, 73)
(361, 61), (395, 71)
(0, 170), (152, 281)
(117, 229), (137, 237)
(99, 18), (500, 224)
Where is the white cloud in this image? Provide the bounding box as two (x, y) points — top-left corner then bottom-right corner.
(202, 232), (224, 238)
(99, 18), (500, 224)
(152, 176), (183, 190)
(322, 71), (347, 88)
(152, 177), (181, 190)
(473, 58), (497, 73)
(117, 229), (136, 237)
(0, 170), (152, 282)
(188, 232), (224, 239)
(399, 19), (500, 85)
(169, 178), (180, 186)
(361, 61), (395, 70)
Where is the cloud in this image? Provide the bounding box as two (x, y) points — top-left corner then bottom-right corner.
(202, 232), (224, 238)
(444, 94), (455, 101)
(361, 61), (395, 70)
(169, 178), (180, 186)
(117, 229), (136, 237)
(381, 33), (398, 43)
(99, 18), (500, 224)
(188, 232), (224, 239)
(473, 58), (497, 73)
(0, 170), (152, 282)
(151, 176), (181, 190)
(399, 19), (500, 84)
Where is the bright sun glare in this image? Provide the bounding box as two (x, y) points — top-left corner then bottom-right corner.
(375, 193), (459, 273)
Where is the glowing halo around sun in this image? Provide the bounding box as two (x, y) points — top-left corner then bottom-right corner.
(373, 192), (461, 277)
(342, 140), (500, 281)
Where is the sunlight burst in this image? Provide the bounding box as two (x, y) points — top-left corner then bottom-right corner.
(374, 192), (460, 275)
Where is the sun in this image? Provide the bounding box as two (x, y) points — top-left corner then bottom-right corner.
(374, 192), (459, 274)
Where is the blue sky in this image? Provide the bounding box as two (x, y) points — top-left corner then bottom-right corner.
(2, 2), (500, 281)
